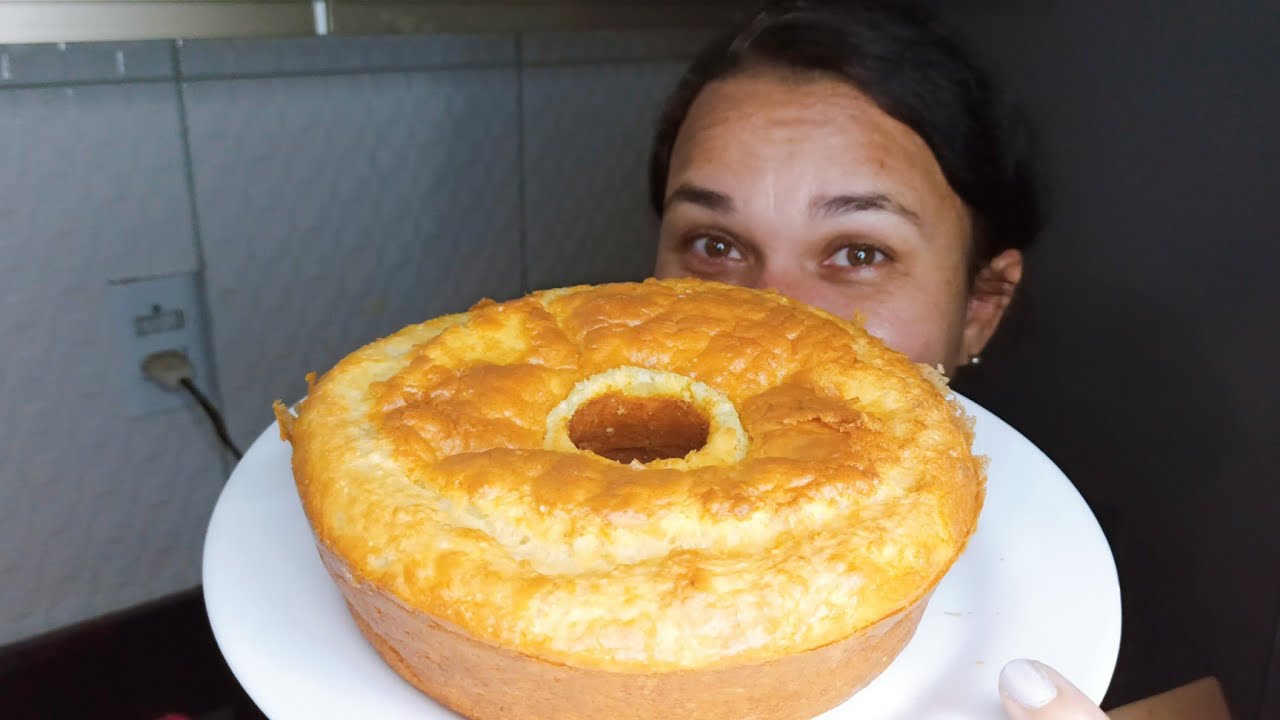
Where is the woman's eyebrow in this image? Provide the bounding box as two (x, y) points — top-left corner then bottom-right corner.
(811, 193), (921, 227)
(664, 184), (735, 213)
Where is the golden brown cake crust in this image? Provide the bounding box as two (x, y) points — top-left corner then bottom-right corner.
(279, 278), (984, 679)
(320, 543), (931, 720)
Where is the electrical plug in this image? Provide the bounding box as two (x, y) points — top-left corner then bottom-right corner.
(142, 349), (195, 391)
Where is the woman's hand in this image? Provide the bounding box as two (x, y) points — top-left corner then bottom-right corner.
(999, 659), (1108, 719)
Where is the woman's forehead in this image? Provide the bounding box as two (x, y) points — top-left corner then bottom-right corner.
(668, 71), (953, 208)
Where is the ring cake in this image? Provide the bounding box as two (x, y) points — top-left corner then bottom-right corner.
(274, 278), (985, 719)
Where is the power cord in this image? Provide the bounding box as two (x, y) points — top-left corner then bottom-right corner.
(141, 350), (243, 461)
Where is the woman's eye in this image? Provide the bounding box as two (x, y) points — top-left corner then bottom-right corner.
(827, 244), (888, 268)
(689, 235), (743, 261)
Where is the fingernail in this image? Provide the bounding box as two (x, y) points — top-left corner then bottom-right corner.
(1000, 659), (1058, 709)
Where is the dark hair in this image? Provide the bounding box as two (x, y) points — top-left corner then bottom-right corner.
(648, 0), (1044, 271)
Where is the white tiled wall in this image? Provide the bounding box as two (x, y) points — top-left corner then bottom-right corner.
(0, 30), (703, 645)
(521, 60), (687, 289)
(0, 64), (225, 645)
(186, 66), (524, 449)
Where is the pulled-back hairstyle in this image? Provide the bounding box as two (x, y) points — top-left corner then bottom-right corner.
(648, 0), (1044, 272)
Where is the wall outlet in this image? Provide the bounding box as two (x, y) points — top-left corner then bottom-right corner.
(108, 271), (216, 417)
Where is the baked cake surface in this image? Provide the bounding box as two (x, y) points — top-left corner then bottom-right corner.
(275, 278), (984, 682)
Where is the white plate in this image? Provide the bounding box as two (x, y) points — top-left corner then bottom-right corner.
(203, 394), (1120, 719)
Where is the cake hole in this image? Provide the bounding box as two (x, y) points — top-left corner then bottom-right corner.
(567, 393), (710, 464)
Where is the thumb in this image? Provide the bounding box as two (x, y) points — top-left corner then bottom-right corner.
(999, 659), (1107, 720)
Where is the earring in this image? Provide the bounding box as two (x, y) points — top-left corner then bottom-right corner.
(968, 355), (983, 366)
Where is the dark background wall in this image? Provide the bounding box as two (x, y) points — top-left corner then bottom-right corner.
(930, 1), (1280, 716)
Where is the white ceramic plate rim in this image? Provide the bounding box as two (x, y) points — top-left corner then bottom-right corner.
(203, 393), (1121, 719)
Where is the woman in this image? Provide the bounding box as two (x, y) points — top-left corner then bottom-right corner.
(647, 2), (1102, 717)
(650, 0), (1038, 376)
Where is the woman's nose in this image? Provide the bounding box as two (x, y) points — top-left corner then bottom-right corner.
(753, 267), (808, 301)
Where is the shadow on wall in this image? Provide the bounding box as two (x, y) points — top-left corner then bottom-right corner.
(954, 273), (1263, 713)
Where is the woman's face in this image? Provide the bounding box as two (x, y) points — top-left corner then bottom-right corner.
(654, 70), (1018, 374)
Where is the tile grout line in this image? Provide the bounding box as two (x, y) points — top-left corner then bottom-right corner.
(169, 40), (233, 479)
(0, 53), (701, 93)
(515, 33), (531, 295)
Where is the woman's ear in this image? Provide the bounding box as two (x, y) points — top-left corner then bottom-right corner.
(961, 248), (1024, 363)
